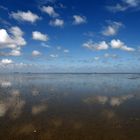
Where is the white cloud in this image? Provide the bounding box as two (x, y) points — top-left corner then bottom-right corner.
(0, 29), (13, 48)
(0, 27), (26, 57)
(10, 26), (24, 37)
(107, 4), (128, 12)
(0, 59), (13, 65)
(110, 39), (135, 51)
(10, 26), (26, 48)
(110, 39), (124, 49)
(96, 41), (109, 50)
(107, 0), (140, 12)
(32, 50), (41, 56)
(11, 10), (40, 23)
(94, 56), (100, 61)
(73, 15), (86, 25)
(50, 54), (58, 58)
(57, 46), (61, 50)
(9, 50), (21, 56)
(83, 39), (135, 52)
(104, 53), (110, 58)
(41, 6), (59, 17)
(102, 21), (123, 36)
(64, 49), (69, 53)
(41, 43), (50, 48)
(83, 40), (109, 50)
(0, 27), (26, 49)
(125, 0), (140, 7)
(104, 53), (117, 58)
(49, 19), (64, 27)
(32, 31), (49, 41)
(121, 45), (135, 51)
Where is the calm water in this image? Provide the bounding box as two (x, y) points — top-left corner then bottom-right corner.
(0, 73), (140, 140)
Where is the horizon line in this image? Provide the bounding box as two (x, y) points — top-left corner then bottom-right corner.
(1, 72), (140, 74)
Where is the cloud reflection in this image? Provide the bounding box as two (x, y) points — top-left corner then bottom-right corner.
(83, 95), (108, 105)
(110, 94), (134, 106)
(32, 103), (48, 115)
(32, 88), (40, 96)
(0, 103), (7, 117)
(0, 81), (12, 88)
(83, 94), (134, 107)
(0, 89), (25, 118)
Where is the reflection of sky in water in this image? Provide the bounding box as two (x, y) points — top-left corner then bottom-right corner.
(0, 74), (140, 140)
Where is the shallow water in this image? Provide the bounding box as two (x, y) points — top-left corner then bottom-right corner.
(0, 73), (140, 140)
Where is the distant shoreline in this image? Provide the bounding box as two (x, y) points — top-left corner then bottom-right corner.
(0, 72), (140, 75)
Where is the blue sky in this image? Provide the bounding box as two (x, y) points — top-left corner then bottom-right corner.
(0, 0), (140, 73)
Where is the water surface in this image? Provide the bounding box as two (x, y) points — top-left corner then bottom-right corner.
(0, 74), (140, 140)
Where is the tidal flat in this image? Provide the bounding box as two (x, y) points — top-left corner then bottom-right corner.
(0, 73), (140, 140)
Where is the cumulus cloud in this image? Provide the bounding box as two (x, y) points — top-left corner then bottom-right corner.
(0, 27), (26, 57)
(110, 39), (125, 49)
(9, 50), (21, 56)
(0, 59), (13, 65)
(32, 31), (49, 41)
(0, 29), (13, 48)
(107, 0), (140, 12)
(64, 49), (69, 53)
(0, 49), (21, 57)
(73, 15), (86, 25)
(0, 26), (26, 56)
(83, 40), (109, 50)
(83, 39), (135, 52)
(56, 46), (62, 50)
(10, 26), (23, 36)
(125, 0), (140, 6)
(102, 21), (123, 36)
(110, 39), (135, 51)
(49, 19), (64, 27)
(41, 6), (59, 17)
(107, 4), (128, 12)
(10, 26), (26, 47)
(10, 10), (40, 23)
(32, 50), (42, 56)
(94, 56), (100, 61)
(50, 54), (58, 58)
(104, 53), (117, 58)
(41, 43), (51, 48)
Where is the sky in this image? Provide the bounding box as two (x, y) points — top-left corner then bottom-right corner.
(0, 0), (140, 73)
